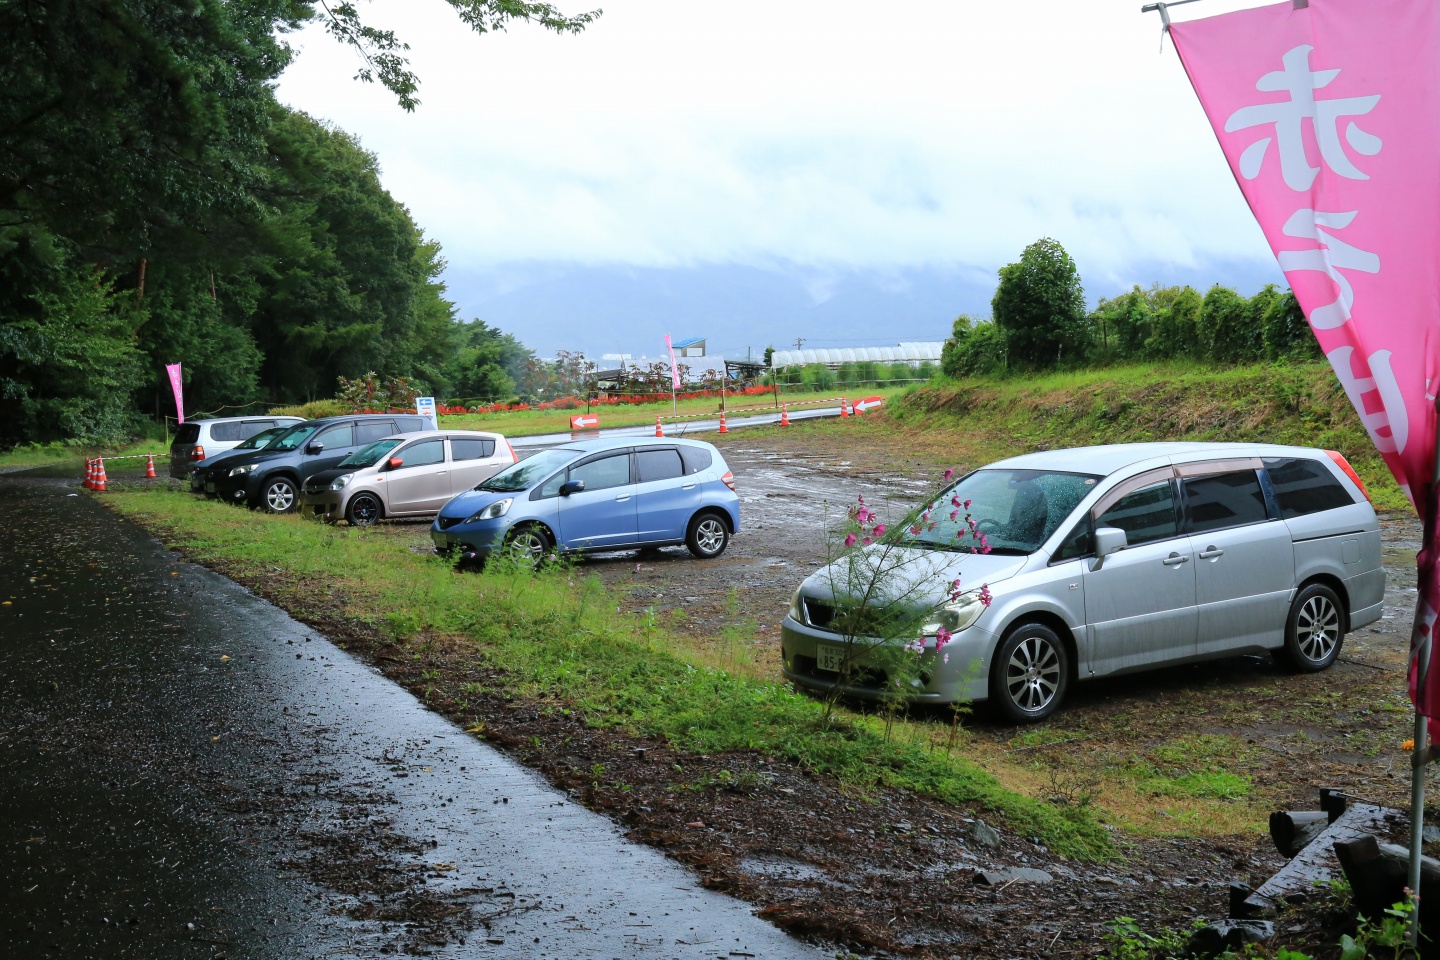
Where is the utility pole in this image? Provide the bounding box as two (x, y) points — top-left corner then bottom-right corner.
(793, 338), (805, 350)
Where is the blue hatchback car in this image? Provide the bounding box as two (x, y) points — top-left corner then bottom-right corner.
(430, 437), (740, 562)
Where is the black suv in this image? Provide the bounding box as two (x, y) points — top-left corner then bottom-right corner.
(202, 414), (432, 512)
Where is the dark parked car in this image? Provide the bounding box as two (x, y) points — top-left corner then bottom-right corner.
(189, 425), (292, 492)
(203, 415), (432, 512)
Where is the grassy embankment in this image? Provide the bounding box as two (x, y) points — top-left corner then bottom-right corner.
(94, 361), (1408, 852)
(0, 438), (165, 472)
(432, 383), (917, 437)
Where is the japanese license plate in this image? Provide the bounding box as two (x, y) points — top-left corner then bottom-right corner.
(816, 643), (847, 673)
(205, 482), (216, 493)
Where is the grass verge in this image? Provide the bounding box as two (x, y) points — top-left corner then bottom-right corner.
(101, 486), (1113, 861)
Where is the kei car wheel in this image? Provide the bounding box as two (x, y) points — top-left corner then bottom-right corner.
(261, 477), (298, 514)
(504, 525), (553, 563)
(991, 623), (1069, 723)
(346, 493), (383, 527)
(686, 513), (729, 559)
(1279, 583), (1345, 672)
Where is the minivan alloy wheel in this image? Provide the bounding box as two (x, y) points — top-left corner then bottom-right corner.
(1282, 583), (1344, 671)
(992, 623), (1070, 722)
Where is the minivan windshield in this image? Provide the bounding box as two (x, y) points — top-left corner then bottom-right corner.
(265, 423), (318, 452)
(478, 449), (577, 492)
(340, 439), (403, 468)
(901, 469), (1101, 556)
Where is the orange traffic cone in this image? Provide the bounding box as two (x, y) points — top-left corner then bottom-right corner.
(94, 458), (107, 492)
(144, 453), (157, 478)
(839, 396), (849, 418)
(718, 411), (728, 434)
(655, 417), (665, 437)
(779, 405), (791, 427)
(83, 458), (94, 490)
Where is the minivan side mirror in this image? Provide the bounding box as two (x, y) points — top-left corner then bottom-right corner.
(388, 457), (404, 470)
(1093, 526), (1128, 568)
(305, 442), (325, 455)
(559, 479), (586, 497)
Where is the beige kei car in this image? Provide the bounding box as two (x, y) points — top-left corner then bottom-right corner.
(299, 430), (517, 526)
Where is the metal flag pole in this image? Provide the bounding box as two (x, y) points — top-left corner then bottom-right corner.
(1408, 391), (1440, 948)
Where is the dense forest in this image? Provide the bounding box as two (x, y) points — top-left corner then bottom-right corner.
(0, 0), (591, 446)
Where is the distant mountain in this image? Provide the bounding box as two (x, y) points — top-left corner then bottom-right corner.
(441, 259), (1287, 358)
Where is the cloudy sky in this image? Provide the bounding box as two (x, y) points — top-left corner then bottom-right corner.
(275, 0), (1287, 356)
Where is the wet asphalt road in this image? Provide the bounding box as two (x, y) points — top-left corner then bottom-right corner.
(0, 469), (829, 959)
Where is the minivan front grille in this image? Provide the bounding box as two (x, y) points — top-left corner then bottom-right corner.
(436, 514), (465, 530)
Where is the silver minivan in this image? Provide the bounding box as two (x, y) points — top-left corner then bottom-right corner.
(780, 442), (1386, 721)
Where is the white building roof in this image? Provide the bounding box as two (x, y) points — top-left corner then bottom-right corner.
(769, 342), (944, 368)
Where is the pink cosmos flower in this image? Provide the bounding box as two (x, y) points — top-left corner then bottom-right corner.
(873, 524), (886, 537)
(844, 533), (857, 547)
(943, 468), (954, 480)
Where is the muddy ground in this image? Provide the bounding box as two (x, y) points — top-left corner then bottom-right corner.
(110, 427), (1431, 958)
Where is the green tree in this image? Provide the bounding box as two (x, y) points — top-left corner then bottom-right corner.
(1146, 285), (1203, 359)
(1261, 289), (1321, 361)
(1089, 285), (1154, 363)
(991, 238), (1088, 370)
(1199, 284), (1251, 364)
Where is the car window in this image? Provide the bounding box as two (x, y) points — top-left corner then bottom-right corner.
(355, 421), (397, 444)
(236, 427), (284, 450)
(268, 424), (317, 452)
(395, 416), (427, 432)
(1184, 470), (1269, 533)
(314, 423), (354, 448)
(210, 421), (248, 442)
(679, 446), (713, 474)
(1053, 517), (1093, 561)
(539, 472), (566, 497)
(341, 439), (403, 467)
(174, 423), (201, 445)
(637, 449), (684, 482)
(451, 438), (496, 461)
(1263, 457), (1355, 519)
(483, 449), (577, 492)
(902, 469), (1100, 556)
(1096, 480), (1179, 546)
(398, 438), (444, 468)
(570, 453), (632, 491)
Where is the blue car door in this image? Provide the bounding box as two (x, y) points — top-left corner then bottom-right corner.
(634, 447), (695, 542)
(557, 451), (638, 550)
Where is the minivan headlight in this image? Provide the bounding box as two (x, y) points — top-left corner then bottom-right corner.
(922, 591), (989, 635)
(466, 498), (513, 523)
(228, 463), (255, 477)
(329, 473), (354, 491)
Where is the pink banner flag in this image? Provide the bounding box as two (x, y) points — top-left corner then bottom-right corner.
(165, 363), (185, 425)
(664, 334), (681, 390)
(1170, 0), (1440, 731)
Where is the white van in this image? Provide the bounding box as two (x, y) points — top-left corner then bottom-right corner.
(167, 416), (304, 479)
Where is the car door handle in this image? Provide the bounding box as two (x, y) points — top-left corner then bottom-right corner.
(436, 470), (446, 475)
(682, 483), (696, 490)
(1198, 547), (1224, 559)
(1162, 553), (1189, 566)
(615, 494), (631, 502)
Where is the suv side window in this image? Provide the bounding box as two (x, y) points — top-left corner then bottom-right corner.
(569, 453), (631, 491)
(313, 423), (354, 448)
(355, 421), (397, 444)
(451, 438), (495, 461)
(398, 438), (444, 468)
(1053, 515), (1093, 561)
(1096, 480), (1179, 546)
(637, 448), (684, 482)
(1263, 457), (1355, 518)
(1183, 470), (1269, 533)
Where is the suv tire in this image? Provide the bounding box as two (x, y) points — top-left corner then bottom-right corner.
(261, 477), (298, 514)
(504, 524), (553, 564)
